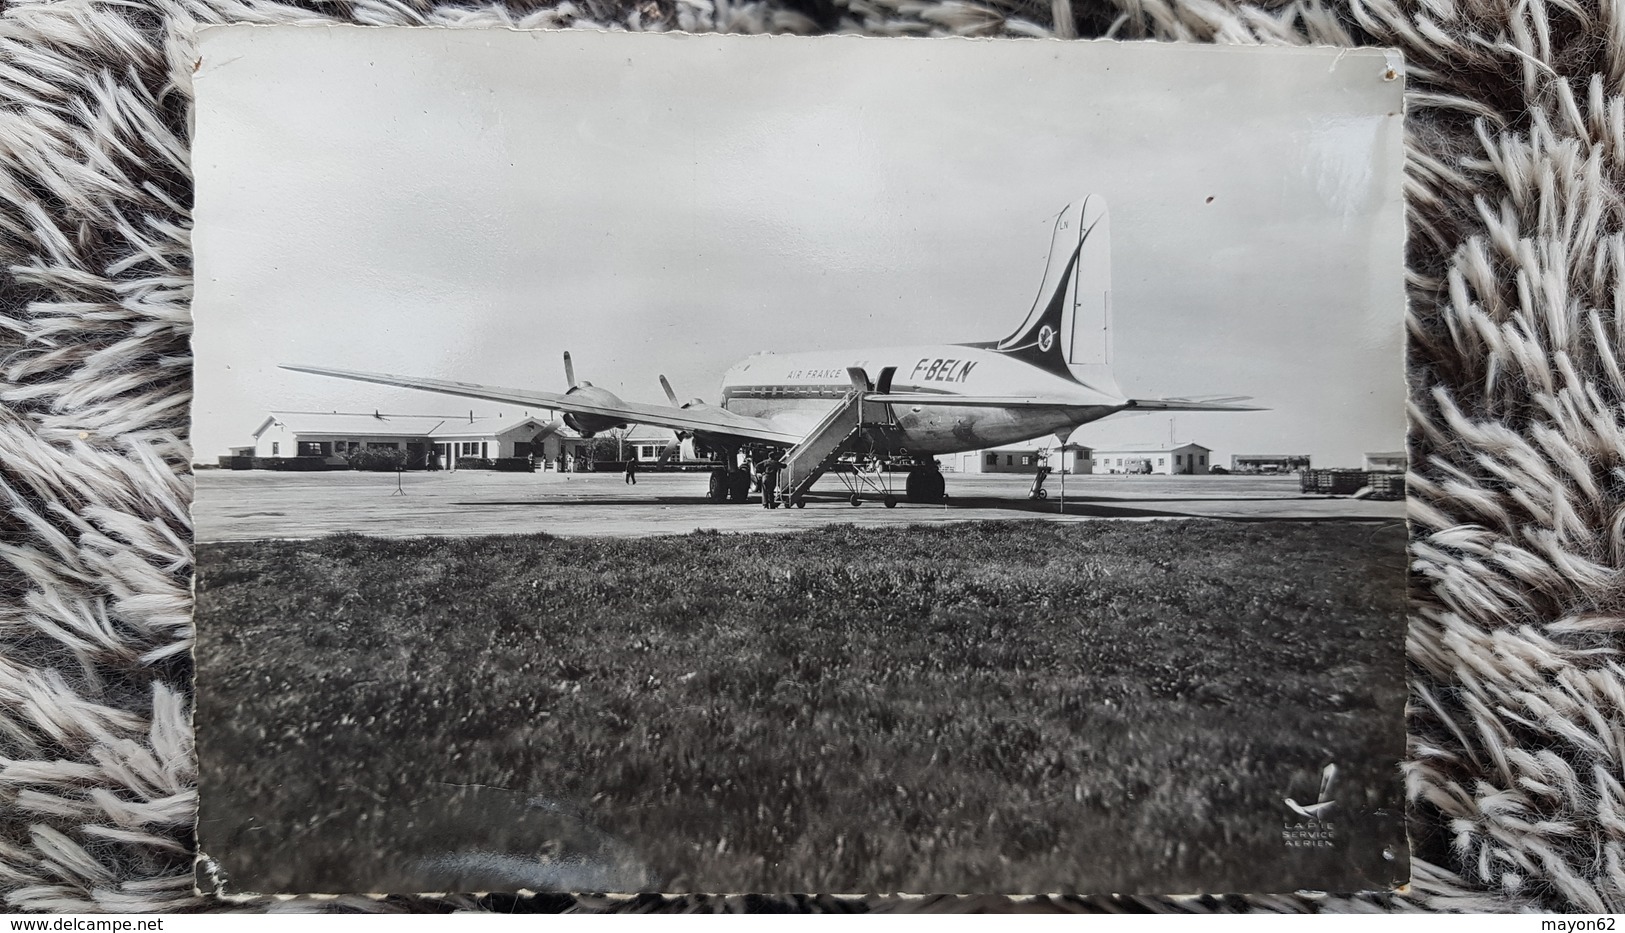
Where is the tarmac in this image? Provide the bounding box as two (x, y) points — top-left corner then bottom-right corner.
(191, 469), (1407, 543)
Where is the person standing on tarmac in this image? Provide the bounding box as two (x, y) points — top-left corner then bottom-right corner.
(756, 449), (784, 508)
(624, 455), (638, 485)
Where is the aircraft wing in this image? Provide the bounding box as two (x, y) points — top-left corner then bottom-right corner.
(279, 364), (805, 446)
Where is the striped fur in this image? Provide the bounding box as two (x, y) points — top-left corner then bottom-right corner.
(0, 0), (1621, 913)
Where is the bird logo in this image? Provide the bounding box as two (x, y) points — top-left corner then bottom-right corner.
(1038, 325), (1056, 353)
(1284, 764), (1337, 820)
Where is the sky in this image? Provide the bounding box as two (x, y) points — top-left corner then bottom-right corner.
(191, 28), (1407, 467)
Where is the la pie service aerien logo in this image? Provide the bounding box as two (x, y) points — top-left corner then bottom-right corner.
(1281, 764), (1337, 849)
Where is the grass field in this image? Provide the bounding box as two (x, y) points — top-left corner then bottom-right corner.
(194, 520), (1409, 895)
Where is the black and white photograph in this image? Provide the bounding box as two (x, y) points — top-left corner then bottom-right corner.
(189, 27), (1410, 895)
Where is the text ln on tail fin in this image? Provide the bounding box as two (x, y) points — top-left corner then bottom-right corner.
(992, 194), (1119, 396)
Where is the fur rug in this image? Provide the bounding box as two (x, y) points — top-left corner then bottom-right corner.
(0, 0), (1621, 915)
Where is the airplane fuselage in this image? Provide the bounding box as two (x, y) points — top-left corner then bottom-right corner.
(717, 344), (1126, 457)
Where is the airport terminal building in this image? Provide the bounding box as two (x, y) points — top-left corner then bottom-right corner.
(250, 411), (584, 470)
(953, 442), (1221, 476)
(1230, 453), (1312, 474)
(244, 411), (699, 470)
(624, 424), (688, 462)
(1095, 443), (1212, 475)
(948, 443), (1096, 474)
(1363, 451), (1406, 472)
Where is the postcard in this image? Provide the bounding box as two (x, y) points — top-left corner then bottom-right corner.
(189, 26), (1409, 895)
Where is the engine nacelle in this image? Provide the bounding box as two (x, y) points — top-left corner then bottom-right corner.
(561, 383), (628, 437)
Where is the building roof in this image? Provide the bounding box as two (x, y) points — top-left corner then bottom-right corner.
(1232, 453), (1311, 460)
(432, 415), (563, 439)
(256, 412), (446, 438)
(255, 411), (573, 440)
(1364, 450), (1406, 459)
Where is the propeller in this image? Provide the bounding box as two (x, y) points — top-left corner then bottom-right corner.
(657, 375), (699, 457)
(555, 351), (625, 437)
(659, 374), (705, 409)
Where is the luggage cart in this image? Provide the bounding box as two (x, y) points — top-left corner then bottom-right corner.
(1029, 464), (1054, 500)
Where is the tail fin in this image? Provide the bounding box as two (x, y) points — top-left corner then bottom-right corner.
(994, 195), (1118, 395)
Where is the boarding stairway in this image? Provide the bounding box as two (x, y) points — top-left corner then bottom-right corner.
(779, 370), (896, 504)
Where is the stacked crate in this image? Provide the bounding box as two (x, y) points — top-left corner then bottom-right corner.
(1300, 469), (1370, 495)
(1299, 469), (1406, 499)
(1364, 471), (1405, 501)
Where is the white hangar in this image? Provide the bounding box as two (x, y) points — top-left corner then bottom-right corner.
(948, 443), (1097, 475)
(1094, 443), (1212, 475)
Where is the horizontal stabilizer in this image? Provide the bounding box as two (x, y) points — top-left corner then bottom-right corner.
(1125, 396), (1265, 412)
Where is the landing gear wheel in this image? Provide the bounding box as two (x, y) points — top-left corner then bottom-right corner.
(728, 471), (752, 503)
(905, 467), (946, 503)
(849, 494), (862, 507)
(883, 495), (897, 508)
(707, 469), (729, 503)
(794, 498), (806, 509)
(1035, 488), (1048, 500)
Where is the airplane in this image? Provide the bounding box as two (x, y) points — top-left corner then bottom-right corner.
(283, 194), (1261, 508)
